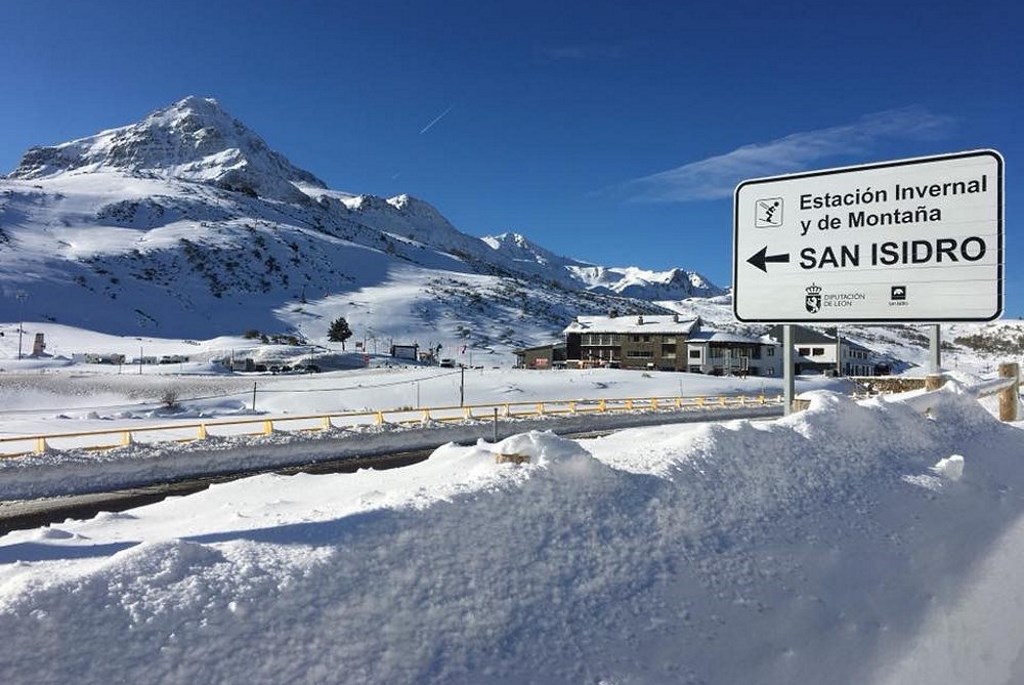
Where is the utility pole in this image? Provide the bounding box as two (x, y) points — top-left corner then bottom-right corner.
(460, 366), (465, 407)
(15, 291), (26, 360)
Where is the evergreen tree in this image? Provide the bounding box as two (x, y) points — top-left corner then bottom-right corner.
(327, 316), (353, 350)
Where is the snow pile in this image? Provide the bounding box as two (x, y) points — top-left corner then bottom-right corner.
(933, 454), (965, 481)
(3, 389), (1024, 684)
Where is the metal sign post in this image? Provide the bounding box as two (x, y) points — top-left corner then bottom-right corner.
(783, 325), (795, 415)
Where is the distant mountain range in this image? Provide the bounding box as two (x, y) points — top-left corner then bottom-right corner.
(0, 97), (725, 354)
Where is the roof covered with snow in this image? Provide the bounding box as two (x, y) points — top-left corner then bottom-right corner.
(686, 330), (767, 345)
(564, 314), (700, 335)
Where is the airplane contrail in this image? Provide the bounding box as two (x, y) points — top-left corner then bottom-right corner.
(419, 105), (454, 135)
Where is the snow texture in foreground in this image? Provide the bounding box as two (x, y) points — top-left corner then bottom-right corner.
(3, 389), (1024, 684)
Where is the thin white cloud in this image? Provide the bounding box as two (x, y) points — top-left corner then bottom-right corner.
(419, 105), (454, 135)
(620, 107), (956, 203)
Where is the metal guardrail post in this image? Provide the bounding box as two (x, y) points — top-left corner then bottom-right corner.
(322, 417), (332, 430)
(36, 437), (48, 454)
(121, 431), (133, 447)
(263, 420), (274, 435)
(198, 423), (208, 440)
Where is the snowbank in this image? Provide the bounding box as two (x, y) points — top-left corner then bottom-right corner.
(2, 389), (1024, 684)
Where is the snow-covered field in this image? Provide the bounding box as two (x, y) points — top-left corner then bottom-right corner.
(2, 335), (1024, 683)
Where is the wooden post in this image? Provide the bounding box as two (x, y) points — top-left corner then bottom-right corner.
(791, 398), (812, 412)
(999, 362), (1020, 422)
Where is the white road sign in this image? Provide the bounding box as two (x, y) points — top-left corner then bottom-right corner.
(733, 150), (1003, 323)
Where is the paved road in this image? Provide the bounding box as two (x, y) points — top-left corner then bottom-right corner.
(0, 406), (784, 534)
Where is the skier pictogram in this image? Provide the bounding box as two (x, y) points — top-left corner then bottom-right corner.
(755, 198), (783, 228)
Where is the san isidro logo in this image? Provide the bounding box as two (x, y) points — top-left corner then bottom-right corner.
(805, 283), (822, 314)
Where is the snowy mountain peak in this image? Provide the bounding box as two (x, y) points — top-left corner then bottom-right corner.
(7, 96), (326, 202)
(482, 232), (569, 268)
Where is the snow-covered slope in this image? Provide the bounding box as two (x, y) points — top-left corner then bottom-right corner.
(0, 97), (713, 348)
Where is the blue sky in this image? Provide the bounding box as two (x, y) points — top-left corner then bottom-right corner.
(1, 0), (1021, 309)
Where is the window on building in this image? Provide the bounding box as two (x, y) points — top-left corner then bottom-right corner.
(626, 350), (653, 358)
(812, 347), (825, 356)
(767, 347), (775, 357)
(798, 347), (810, 356)
(689, 350), (702, 359)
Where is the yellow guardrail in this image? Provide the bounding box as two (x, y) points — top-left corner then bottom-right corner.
(0, 394), (783, 459)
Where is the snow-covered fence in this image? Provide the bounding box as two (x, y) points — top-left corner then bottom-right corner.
(879, 363), (1020, 422)
(0, 393), (783, 458)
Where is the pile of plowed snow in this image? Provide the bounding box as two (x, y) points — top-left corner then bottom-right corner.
(3, 387), (1024, 684)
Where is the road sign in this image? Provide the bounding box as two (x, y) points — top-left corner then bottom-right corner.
(733, 150), (1003, 323)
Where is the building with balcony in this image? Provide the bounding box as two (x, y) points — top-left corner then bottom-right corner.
(558, 313), (780, 375)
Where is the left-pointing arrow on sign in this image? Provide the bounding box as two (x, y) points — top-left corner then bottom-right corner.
(747, 246), (791, 273)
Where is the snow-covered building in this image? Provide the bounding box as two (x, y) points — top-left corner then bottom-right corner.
(561, 313), (779, 375)
(767, 325), (883, 376)
(685, 330), (782, 377)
